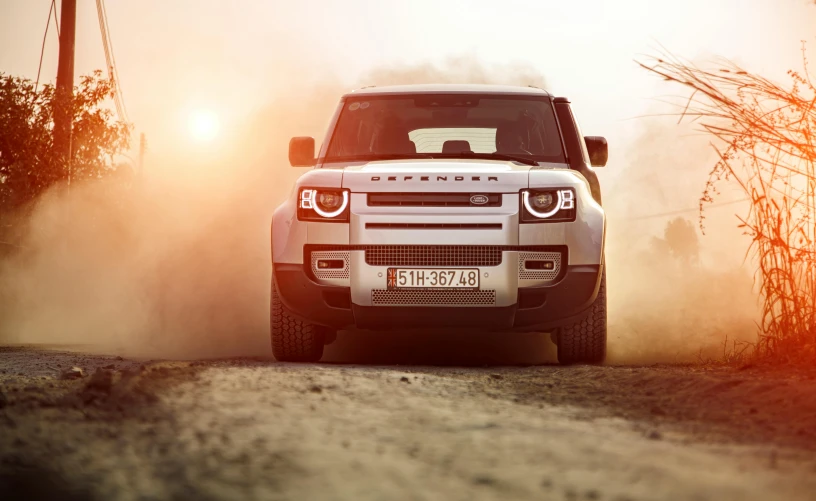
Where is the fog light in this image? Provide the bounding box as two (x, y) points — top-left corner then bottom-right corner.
(525, 260), (555, 270)
(317, 259), (344, 269)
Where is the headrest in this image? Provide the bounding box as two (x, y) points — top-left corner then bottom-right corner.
(442, 140), (472, 154)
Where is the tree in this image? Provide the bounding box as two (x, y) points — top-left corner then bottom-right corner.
(0, 70), (131, 213)
(648, 217), (700, 267)
(663, 217), (699, 264)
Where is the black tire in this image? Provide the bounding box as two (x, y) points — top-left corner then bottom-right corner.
(556, 270), (607, 365)
(270, 277), (325, 362)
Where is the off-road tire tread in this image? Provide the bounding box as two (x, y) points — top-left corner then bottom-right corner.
(270, 279), (324, 362)
(557, 270), (607, 365)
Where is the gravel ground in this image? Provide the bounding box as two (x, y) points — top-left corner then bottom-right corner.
(1, 346), (816, 500)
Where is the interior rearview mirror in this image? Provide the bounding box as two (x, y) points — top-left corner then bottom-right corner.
(289, 137), (316, 167)
(584, 136), (608, 167)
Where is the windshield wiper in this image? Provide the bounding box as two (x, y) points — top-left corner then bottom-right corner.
(484, 153), (540, 166)
(431, 152), (539, 166)
(322, 152), (539, 166)
(323, 153), (435, 163)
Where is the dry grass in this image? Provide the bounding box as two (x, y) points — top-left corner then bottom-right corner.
(639, 47), (816, 364)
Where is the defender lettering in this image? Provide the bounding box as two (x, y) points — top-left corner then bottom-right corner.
(370, 176), (499, 182)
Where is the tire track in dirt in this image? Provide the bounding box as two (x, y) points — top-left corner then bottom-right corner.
(2, 348), (816, 500)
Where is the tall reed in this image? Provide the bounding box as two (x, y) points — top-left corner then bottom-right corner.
(640, 49), (816, 362)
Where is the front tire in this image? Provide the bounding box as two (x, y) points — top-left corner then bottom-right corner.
(556, 270), (607, 365)
(270, 277), (325, 362)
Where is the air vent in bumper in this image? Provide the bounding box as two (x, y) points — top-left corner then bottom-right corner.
(305, 245), (566, 269)
(371, 289), (497, 306)
(310, 251), (350, 286)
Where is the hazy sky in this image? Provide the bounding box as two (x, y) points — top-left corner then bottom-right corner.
(2, 0), (813, 270)
(1, 0), (814, 161)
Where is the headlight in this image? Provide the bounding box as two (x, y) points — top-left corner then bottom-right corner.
(530, 192), (556, 212)
(521, 189), (576, 222)
(298, 188), (350, 221)
(317, 192), (344, 212)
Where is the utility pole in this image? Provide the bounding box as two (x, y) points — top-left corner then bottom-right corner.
(53, 0), (77, 184)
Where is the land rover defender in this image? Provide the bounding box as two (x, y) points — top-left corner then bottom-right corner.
(271, 84), (607, 364)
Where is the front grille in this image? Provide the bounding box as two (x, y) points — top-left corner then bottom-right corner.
(365, 223), (502, 230)
(372, 289), (496, 306)
(518, 251), (562, 281)
(366, 246), (503, 267)
(367, 192), (502, 207)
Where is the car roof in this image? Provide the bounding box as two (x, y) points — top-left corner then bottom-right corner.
(343, 83), (552, 98)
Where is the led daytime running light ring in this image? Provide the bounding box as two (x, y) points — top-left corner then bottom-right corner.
(523, 190), (563, 219)
(302, 189), (349, 218)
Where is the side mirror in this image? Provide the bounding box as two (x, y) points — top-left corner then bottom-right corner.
(584, 136), (608, 167)
(289, 137), (316, 167)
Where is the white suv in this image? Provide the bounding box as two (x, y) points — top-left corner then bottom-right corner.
(271, 84), (608, 364)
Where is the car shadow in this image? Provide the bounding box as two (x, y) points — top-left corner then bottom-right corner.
(321, 329), (559, 366)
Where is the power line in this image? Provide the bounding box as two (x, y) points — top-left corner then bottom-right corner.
(102, 0), (129, 122)
(52, 0), (60, 38)
(35, 0), (60, 91)
(630, 198), (749, 220)
(95, 0), (123, 121)
(95, 0), (128, 123)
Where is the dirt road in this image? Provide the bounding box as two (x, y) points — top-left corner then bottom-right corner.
(1, 345), (816, 500)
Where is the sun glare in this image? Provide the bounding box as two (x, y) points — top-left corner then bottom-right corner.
(188, 109), (220, 142)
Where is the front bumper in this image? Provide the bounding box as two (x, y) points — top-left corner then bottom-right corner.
(273, 262), (602, 331)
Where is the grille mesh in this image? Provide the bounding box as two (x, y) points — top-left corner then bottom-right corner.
(518, 252), (562, 281)
(366, 246), (502, 267)
(372, 289), (496, 306)
(311, 251), (350, 279)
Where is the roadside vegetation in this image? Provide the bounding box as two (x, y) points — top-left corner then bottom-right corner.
(0, 71), (131, 251)
(641, 49), (816, 364)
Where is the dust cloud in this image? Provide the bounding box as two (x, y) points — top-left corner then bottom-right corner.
(362, 56), (549, 89)
(0, 57), (551, 360)
(0, 59), (760, 363)
(604, 120), (758, 363)
(0, 177), (272, 359)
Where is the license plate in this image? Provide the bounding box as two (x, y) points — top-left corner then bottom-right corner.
(386, 268), (480, 289)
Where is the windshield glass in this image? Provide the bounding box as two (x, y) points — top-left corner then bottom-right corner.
(324, 94), (565, 164)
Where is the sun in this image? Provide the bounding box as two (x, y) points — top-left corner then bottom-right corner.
(188, 109), (220, 142)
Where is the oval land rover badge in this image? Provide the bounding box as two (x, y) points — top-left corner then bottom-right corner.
(470, 194), (489, 205)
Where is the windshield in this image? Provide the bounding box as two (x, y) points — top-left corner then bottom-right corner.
(324, 94), (566, 164)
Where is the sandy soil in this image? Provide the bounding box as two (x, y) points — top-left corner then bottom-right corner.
(1, 346), (816, 501)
